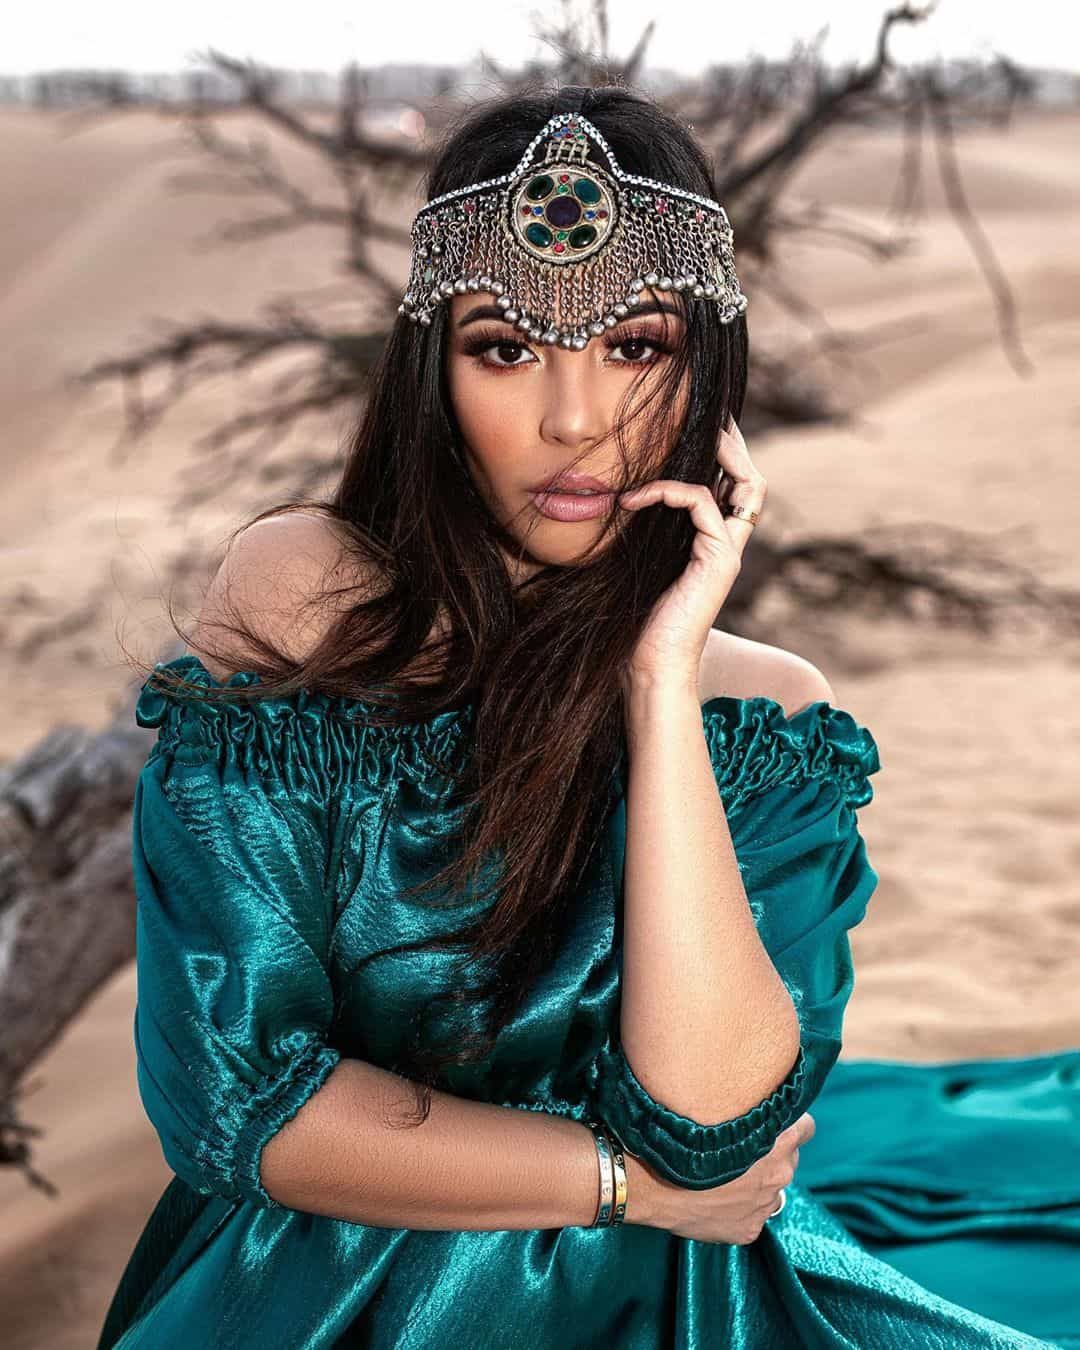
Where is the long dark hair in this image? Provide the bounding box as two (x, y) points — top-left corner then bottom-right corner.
(144, 81), (748, 1123)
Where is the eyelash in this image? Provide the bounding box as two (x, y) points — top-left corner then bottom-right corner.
(461, 325), (672, 372)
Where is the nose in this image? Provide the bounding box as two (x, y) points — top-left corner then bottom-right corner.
(537, 346), (608, 450)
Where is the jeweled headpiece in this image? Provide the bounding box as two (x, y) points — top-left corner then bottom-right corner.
(398, 111), (748, 350)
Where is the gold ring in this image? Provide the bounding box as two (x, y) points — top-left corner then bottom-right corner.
(726, 503), (760, 526)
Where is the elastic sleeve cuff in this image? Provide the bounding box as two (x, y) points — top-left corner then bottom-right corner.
(589, 1039), (810, 1190)
(195, 1035), (343, 1209)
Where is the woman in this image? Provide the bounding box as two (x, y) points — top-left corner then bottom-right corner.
(97, 86), (1079, 1347)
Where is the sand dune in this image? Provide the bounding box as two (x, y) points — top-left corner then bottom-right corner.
(1, 102), (1077, 1347)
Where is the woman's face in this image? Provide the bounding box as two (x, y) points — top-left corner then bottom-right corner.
(445, 287), (690, 580)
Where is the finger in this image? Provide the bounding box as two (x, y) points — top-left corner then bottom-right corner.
(619, 480), (738, 561)
(774, 1111), (814, 1152)
(715, 417), (766, 556)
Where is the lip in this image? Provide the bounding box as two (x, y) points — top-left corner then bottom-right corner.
(529, 470), (613, 494)
(529, 486), (615, 521)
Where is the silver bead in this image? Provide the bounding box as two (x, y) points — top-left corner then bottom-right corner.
(504, 309), (519, 323)
(571, 335), (588, 351)
(491, 281), (504, 296)
(497, 295), (512, 309)
(542, 330), (559, 345)
(630, 278), (645, 292)
(420, 313), (432, 326)
(703, 283), (716, 297)
(453, 279), (468, 293)
(692, 284), (704, 298)
(625, 293), (640, 306)
(466, 278), (480, 292)
(604, 315), (618, 328)
(529, 326), (542, 340)
(673, 278), (686, 291)
(440, 281), (455, 297)
(658, 277), (672, 290)
(516, 315), (531, 330)
(613, 303), (628, 317)
(589, 321), (606, 336)
(559, 335), (573, 348)
(644, 273), (659, 286)
(479, 275), (492, 289)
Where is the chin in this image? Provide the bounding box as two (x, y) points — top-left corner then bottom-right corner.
(512, 521), (613, 570)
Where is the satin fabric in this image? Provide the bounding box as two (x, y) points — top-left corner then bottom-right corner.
(96, 654), (1078, 1348)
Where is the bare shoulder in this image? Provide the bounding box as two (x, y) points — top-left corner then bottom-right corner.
(190, 508), (381, 681)
(699, 628), (835, 719)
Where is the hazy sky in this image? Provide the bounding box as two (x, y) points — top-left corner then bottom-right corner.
(6, 1), (1079, 76)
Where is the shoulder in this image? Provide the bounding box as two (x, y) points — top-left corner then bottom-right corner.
(190, 507), (380, 681)
(698, 628), (835, 719)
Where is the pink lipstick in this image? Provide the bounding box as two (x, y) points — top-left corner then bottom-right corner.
(528, 470), (616, 522)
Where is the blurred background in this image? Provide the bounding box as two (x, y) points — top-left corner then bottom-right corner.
(1, 2), (1078, 1344)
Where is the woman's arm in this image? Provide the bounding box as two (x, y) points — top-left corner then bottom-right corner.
(618, 675), (803, 1126)
(261, 1056), (662, 1229)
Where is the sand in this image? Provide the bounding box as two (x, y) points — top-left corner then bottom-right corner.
(0, 101), (1077, 1348)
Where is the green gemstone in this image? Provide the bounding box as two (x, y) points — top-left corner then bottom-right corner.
(422, 265), (434, 283)
(557, 184), (569, 193)
(574, 177), (601, 205)
(525, 222), (554, 248)
(526, 175), (554, 200)
(556, 231), (568, 240)
(568, 225), (597, 249)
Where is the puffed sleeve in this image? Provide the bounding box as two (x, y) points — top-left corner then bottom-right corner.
(129, 659), (351, 1210)
(586, 698), (882, 1190)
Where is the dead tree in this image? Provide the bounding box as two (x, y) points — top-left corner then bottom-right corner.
(68, 3), (1050, 617)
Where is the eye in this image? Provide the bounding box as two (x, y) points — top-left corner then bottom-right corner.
(608, 331), (669, 365)
(459, 325), (673, 373)
(467, 336), (538, 369)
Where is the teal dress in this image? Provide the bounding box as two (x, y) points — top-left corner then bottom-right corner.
(97, 654), (1080, 1349)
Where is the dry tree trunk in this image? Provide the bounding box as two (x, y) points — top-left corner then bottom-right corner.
(0, 681), (152, 1196)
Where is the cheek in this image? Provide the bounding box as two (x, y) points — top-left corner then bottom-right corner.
(447, 360), (526, 470)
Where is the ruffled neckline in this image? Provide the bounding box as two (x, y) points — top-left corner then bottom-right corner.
(136, 653), (881, 808)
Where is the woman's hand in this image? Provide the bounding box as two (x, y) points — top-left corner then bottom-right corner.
(625, 1111), (815, 1244)
(619, 417), (766, 693)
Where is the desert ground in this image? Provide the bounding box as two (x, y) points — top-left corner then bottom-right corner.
(0, 101), (1077, 1347)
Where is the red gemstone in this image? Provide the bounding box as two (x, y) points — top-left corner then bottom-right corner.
(553, 243), (566, 253)
(597, 209), (608, 219)
(521, 206), (532, 215)
(559, 174), (569, 182)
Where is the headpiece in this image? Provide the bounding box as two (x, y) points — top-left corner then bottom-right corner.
(398, 111), (748, 349)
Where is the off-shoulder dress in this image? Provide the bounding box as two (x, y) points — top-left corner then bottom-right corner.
(96, 655), (1080, 1348)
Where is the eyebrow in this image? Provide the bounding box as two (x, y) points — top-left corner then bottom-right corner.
(455, 300), (685, 329)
